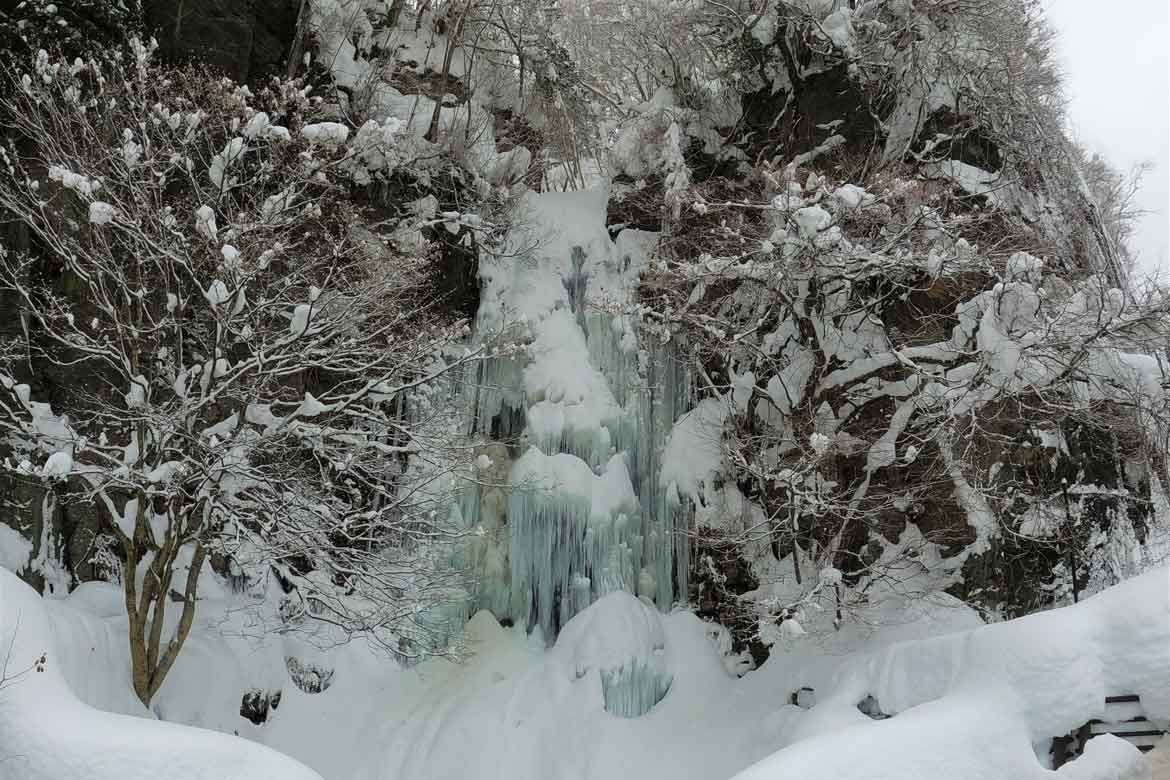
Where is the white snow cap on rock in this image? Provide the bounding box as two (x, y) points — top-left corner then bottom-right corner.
(40, 450), (73, 481)
(290, 303), (312, 335)
(204, 279), (231, 308)
(195, 204), (218, 240)
(125, 375), (148, 408)
(243, 111), (270, 139)
(831, 184), (871, 210)
(1005, 251), (1044, 283)
(296, 391), (331, 418)
(793, 205), (832, 239)
(220, 244), (240, 268)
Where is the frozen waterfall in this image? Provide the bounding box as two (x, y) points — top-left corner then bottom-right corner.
(455, 188), (692, 651)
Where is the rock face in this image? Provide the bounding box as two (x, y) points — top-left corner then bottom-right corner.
(0, 472), (107, 594)
(144, 0), (302, 82)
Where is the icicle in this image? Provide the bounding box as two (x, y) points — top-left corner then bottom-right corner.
(465, 355), (527, 439)
(601, 659), (674, 718)
(506, 450), (642, 636)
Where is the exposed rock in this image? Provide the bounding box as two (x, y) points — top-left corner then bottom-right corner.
(690, 528), (769, 667)
(239, 688), (282, 725)
(144, 0), (302, 82)
(285, 655), (334, 694)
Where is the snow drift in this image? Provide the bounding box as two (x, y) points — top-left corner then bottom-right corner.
(0, 568), (323, 780)
(2, 565), (1167, 779)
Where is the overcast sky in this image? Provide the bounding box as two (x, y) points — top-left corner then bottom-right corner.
(1043, 0), (1170, 278)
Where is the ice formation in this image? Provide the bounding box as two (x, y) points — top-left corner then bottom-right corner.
(456, 189), (691, 640)
(506, 450), (640, 635)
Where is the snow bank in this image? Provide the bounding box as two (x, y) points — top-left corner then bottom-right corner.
(348, 605), (774, 780)
(0, 569), (323, 780)
(734, 567), (1170, 780)
(734, 690), (1151, 780)
(0, 526), (31, 572)
(4, 564), (1162, 780)
(348, 571), (1165, 780)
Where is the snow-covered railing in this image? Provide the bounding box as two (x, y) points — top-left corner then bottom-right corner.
(1052, 694), (1167, 767)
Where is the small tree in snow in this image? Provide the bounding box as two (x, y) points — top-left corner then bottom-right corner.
(0, 42), (484, 705)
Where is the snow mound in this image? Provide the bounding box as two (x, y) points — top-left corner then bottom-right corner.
(0, 568), (323, 780)
(552, 592), (672, 717)
(734, 691), (1152, 780)
(10, 565), (1157, 780)
(348, 606), (763, 780)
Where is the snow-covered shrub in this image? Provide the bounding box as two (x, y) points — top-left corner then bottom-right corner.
(638, 146), (1170, 639)
(594, 0), (1170, 632)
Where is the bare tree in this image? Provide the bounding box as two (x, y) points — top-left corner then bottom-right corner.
(0, 41), (487, 705)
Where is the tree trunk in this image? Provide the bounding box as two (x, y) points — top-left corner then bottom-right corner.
(126, 537), (206, 708)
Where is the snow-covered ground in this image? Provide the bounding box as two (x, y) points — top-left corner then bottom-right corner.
(2, 562), (1165, 779)
(0, 568), (322, 780)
